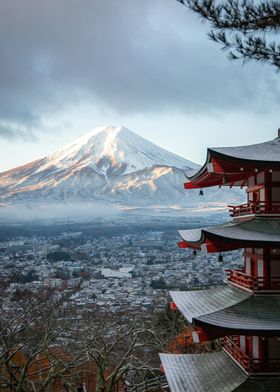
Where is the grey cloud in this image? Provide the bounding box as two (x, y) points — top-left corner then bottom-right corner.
(0, 0), (279, 139)
(0, 122), (37, 141)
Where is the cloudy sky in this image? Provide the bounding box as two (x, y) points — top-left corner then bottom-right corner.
(0, 0), (279, 171)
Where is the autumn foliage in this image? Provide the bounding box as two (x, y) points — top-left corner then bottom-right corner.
(0, 346), (125, 392)
(167, 325), (211, 354)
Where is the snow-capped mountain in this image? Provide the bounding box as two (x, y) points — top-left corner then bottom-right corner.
(0, 126), (243, 209)
(42, 125), (198, 176)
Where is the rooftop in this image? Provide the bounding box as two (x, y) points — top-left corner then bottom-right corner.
(179, 218), (280, 250)
(170, 286), (280, 334)
(160, 351), (280, 392)
(185, 134), (280, 189)
(170, 285), (249, 323)
(160, 351), (246, 392)
(210, 136), (280, 164)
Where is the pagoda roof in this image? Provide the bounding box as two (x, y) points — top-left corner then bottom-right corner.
(170, 286), (280, 334)
(160, 351), (280, 392)
(179, 218), (280, 251)
(185, 136), (280, 189)
(160, 351), (246, 392)
(170, 286), (249, 323)
(210, 137), (280, 164)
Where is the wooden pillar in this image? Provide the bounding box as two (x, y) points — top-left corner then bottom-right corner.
(263, 247), (271, 289)
(265, 170), (272, 210)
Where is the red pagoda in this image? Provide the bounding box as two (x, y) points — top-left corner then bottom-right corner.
(160, 132), (280, 391)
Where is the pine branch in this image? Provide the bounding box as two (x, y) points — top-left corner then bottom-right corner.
(178, 0), (280, 32)
(176, 0), (280, 69)
(209, 30), (280, 67)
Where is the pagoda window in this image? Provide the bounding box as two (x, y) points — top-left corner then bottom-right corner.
(245, 256), (252, 275)
(257, 260), (264, 286)
(268, 337), (280, 359)
(259, 188), (265, 202)
(270, 260), (280, 289)
(270, 260), (280, 274)
(271, 249), (280, 255)
(244, 336), (261, 360)
(240, 335), (246, 353)
(248, 176), (255, 187)
(247, 336), (253, 357)
(272, 171), (280, 181)
(257, 172), (265, 184)
(254, 248), (263, 255)
(248, 193), (253, 203)
(252, 336), (260, 360)
(272, 187), (280, 202)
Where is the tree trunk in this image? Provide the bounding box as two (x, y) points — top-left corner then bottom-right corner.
(95, 368), (107, 392)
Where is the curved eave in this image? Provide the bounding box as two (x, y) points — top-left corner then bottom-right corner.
(160, 351), (248, 392)
(185, 138), (280, 189)
(160, 352), (280, 392)
(210, 136), (280, 165)
(184, 172), (250, 189)
(196, 319), (280, 337)
(209, 147), (280, 167)
(179, 219), (280, 252)
(171, 287), (280, 335)
(196, 295), (280, 335)
(179, 228), (240, 252)
(179, 228), (205, 246)
(186, 148), (211, 182)
(170, 286), (250, 324)
(202, 230), (280, 250)
(185, 147), (250, 189)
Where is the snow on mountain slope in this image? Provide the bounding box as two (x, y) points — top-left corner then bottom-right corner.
(0, 125), (244, 208)
(35, 125), (198, 177)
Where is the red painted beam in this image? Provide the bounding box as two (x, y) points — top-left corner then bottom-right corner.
(208, 159), (226, 174)
(178, 241), (189, 249)
(178, 239), (240, 253)
(170, 301), (178, 311)
(184, 181), (205, 189)
(192, 328), (212, 343)
(201, 240), (238, 253)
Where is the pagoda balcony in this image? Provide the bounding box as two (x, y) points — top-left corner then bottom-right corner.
(224, 337), (280, 373)
(226, 269), (280, 291)
(228, 202), (280, 218)
(223, 336), (251, 370)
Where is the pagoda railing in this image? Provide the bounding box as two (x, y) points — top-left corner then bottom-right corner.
(224, 337), (280, 373)
(225, 269), (256, 290)
(225, 269), (280, 291)
(223, 336), (251, 370)
(228, 202), (280, 217)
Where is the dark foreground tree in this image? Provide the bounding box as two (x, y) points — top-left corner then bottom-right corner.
(79, 315), (157, 392)
(0, 287), (86, 392)
(0, 279), (177, 392)
(177, 0), (280, 69)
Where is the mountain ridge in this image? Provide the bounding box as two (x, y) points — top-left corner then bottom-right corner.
(0, 125), (243, 209)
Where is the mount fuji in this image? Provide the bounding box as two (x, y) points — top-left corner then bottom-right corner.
(0, 126), (243, 213)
